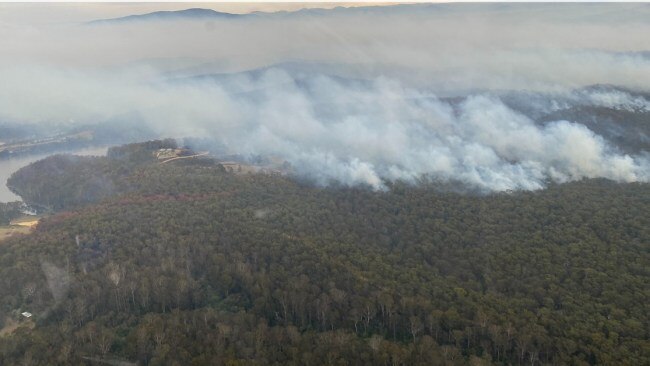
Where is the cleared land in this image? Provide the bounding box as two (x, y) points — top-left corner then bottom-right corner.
(0, 215), (40, 242)
(9, 216), (40, 227)
(0, 226), (31, 242)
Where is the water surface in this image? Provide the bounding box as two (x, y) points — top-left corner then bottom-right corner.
(0, 147), (108, 202)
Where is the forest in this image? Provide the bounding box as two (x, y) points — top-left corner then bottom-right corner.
(0, 202), (22, 226)
(0, 140), (648, 365)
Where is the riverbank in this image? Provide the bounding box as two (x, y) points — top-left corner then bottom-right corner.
(0, 146), (109, 202)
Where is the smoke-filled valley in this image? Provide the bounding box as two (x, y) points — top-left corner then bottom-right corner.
(0, 4), (649, 366)
(1, 3), (649, 192)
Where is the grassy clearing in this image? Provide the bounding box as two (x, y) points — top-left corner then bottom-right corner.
(0, 225), (32, 242)
(10, 215), (41, 227)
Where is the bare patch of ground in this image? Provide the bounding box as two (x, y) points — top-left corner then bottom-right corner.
(0, 225), (31, 242)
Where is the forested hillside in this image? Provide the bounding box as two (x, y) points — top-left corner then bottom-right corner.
(0, 141), (648, 365)
(0, 202), (22, 226)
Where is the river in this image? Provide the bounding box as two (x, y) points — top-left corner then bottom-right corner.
(0, 147), (108, 202)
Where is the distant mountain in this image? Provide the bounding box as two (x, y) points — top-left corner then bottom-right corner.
(170, 61), (375, 85)
(86, 4), (427, 25)
(87, 8), (244, 25)
(85, 5), (401, 25)
(86, 3), (650, 26)
(166, 62), (382, 113)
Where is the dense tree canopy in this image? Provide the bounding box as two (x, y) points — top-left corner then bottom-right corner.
(0, 141), (648, 365)
(0, 201), (22, 225)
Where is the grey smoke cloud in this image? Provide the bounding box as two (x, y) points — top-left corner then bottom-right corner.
(0, 4), (649, 191)
(1, 66), (647, 191)
(2, 4), (650, 91)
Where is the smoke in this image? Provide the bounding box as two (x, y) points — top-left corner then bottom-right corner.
(41, 260), (71, 304)
(2, 4), (650, 91)
(577, 90), (650, 112)
(511, 88), (650, 114)
(0, 4), (649, 191)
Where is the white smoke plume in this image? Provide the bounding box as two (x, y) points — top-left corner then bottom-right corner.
(0, 3), (648, 191)
(577, 90), (650, 112)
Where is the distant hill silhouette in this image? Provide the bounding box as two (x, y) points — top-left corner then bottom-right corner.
(87, 8), (244, 25)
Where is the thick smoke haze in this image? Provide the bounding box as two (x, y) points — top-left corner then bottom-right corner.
(2, 3), (650, 91)
(1, 3), (649, 191)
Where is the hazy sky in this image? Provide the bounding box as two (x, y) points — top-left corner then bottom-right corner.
(1, 3), (648, 191)
(0, 2), (402, 24)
